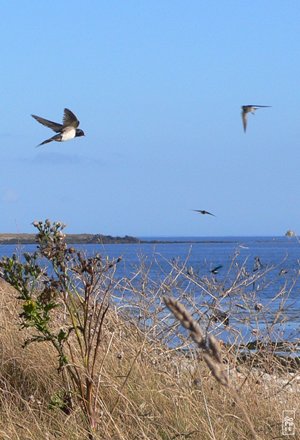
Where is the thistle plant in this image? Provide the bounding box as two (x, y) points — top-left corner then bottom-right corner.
(0, 220), (122, 438)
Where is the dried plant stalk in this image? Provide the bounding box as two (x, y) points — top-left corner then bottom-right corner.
(163, 296), (260, 440)
(164, 296), (228, 386)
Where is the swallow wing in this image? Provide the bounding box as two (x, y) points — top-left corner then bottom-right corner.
(192, 209), (215, 216)
(241, 105), (270, 132)
(63, 108), (80, 128)
(241, 109), (247, 132)
(31, 114), (63, 133)
(242, 105), (271, 108)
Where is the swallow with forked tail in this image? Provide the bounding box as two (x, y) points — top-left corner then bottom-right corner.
(31, 108), (85, 146)
(241, 105), (271, 132)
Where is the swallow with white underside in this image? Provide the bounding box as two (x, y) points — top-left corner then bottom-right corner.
(241, 105), (271, 132)
(31, 108), (85, 146)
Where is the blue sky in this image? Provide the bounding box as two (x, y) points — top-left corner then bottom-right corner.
(1, 1), (300, 237)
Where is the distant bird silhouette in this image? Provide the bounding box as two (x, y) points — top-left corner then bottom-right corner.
(210, 265), (223, 275)
(254, 303), (263, 312)
(186, 266), (194, 276)
(235, 303), (247, 311)
(32, 108), (85, 146)
(279, 268), (288, 276)
(253, 256), (263, 272)
(193, 209), (215, 216)
(211, 309), (229, 326)
(241, 105), (271, 132)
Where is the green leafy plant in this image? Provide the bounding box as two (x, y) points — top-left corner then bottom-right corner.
(0, 220), (122, 438)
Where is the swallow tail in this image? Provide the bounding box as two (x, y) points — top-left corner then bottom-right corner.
(36, 133), (62, 147)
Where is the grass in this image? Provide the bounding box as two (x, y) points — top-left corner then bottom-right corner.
(0, 271), (299, 440)
(0, 222), (299, 439)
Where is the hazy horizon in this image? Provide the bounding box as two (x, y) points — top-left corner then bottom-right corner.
(0, 231), (295, 240)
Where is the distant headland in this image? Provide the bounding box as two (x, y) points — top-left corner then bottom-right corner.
(0, 233), (140, 245)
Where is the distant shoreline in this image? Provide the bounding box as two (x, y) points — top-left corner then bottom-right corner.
(0, 234), (238, 245)
(0, 233), (140, 245)
(0, 233), (292, 245)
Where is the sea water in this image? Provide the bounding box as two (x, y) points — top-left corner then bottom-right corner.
(1, 236), (299, 348)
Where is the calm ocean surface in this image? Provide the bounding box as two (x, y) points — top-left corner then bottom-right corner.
(1, 236), (299, 348)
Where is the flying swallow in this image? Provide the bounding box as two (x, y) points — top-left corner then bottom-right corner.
(210, 264), (223, 275)
(279, 268), (288, 276)
(211, 309), (229, 326)
(192, 209), (215, 216)
(253, 256), (263, 272)
(31, 108), (85, 146)
(241, 105), (271, 132)
(254, 303), (263, 311)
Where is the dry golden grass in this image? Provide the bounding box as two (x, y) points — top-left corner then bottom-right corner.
(0, 277), (299, 440)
